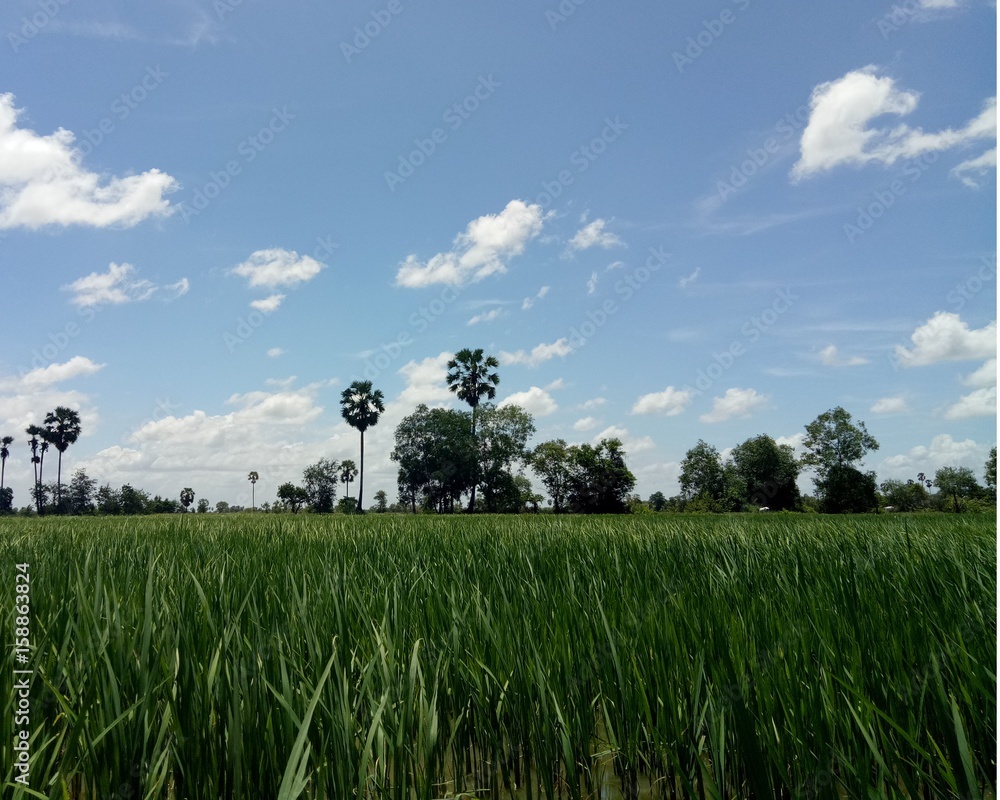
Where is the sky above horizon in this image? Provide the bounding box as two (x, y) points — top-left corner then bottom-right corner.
(0, 0), (996, 510)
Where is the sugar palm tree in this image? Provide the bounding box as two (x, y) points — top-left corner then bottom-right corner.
(43, 407), (82, 511)
(340, 380), (385, 513)
(339, 459), (359, 506)
(248, 471), (259, 511)
(25, 425), (46, 514)
(446, 348), (500, 513)
(0, 435), (12, 512)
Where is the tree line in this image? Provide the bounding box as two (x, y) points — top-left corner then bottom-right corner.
(1, 356), (995, 516)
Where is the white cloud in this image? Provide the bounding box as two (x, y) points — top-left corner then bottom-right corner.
(586, 271), (599, 295)
(522, 285), (550, 310)
(894, 312), (996, 367)
(568, 218), (623, 251)
(945, 387), (997, 419)
(397, 352), (454, 407)
(267, 348), (285, 358)
(963, 358), (997, 388)
(699, 387), (768, 423)
(573, 416), (599, 432)
(871, 396), (910, 414)
(819, 344), (870, 367)
(631, 386), (692, 416)
(499, 337), (575, 367)
(250, 294), (285, 313)
(0, 93), (176, 229)
(582, 397), (607, 410)
(792, 68), (996, 180)
(879, 433), (991, 479)
(164, 278), (190, 299)
(678, 268), (700, 289)
(230, 248), (325, 289)
(468, 307), (504, 326)
(951, 148), (997, 188)
(63, 263), (163, 308)
(606, 261), (625, 271)
(593, 425), (654, 453)
(396, 200), (545, 288)
(11, 356), (105, 391)
(499, 386), (557, 417)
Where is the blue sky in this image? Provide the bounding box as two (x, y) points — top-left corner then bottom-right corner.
(0, 0), (995, 509)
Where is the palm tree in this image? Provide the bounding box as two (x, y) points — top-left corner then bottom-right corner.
(0, 435), (12, 513)
(248, 471), (259, 511)
(180, 487), (195, 511)
(25, 425), (45, 514)
(339, 459), (359, 505)
(340, 380), (385, 513)
(43, 407), (82, 512)
(446, 348), (500, 513)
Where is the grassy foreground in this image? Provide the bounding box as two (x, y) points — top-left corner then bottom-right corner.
(1, 513), (995, 799)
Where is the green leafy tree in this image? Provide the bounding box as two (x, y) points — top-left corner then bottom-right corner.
(303, 458), (339, 513)
(514, 474), (543, 513)
(277, 482), (308, 513)
(197, 498), (210, 514)
(802, 407), (879, 513)
(180, 487), (195, 512)
(446, 348), (500, 512)
(391, 405), (476, 513)
(566, 438), (636, 513)
(372, 489), (388, 513)
(679, 440), (727, 507)
(67, 469), (96, 515)
(340, 380), (385, 513)
(530, 439), (572, 513)
(248, 471), (259, 511)
(43, 406), (82, 511)
(879, 479), (929, 512)
(339, 459), (359, 505)
(96, 484), (121, 515)
(727, 434), (801, 511)
(985, 447), (996, 500)
(0, 487), (12, 514)
(933, 466), (980, 513)
(648, 491), (667, 512)
(476, 404), (535, 512)
(120, 484), (148, 515)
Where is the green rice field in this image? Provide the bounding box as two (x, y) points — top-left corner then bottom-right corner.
(1, 513), (996, 799)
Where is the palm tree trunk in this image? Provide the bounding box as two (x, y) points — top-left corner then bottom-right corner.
(37, 450), (46, 515)
(358, 430), (365, 513)
(56, 451), (63, 511)
(469, 406), (478, 513)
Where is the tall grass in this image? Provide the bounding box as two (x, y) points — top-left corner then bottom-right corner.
(1, 513), (995, 799)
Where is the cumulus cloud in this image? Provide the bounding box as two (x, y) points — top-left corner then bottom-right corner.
(819, 344), (870, 367)
(963, 358), (997, 388)
(894, 312), (996, 367)
(567, 218), (623, 251)
(499, 386), (557, 417)
(573, 416), (599, 432)
(499, 337), (575, 367)
(250, 294), (285, 313)
(267, 348), (285, 358)
(7, 356), (104, 391)
(792, 68), (996, 181)
(230, 248), (325, 289)
(397, 352), (454, 407)
(871, 396), (910, 414)
(396, 200), (545, 288)
(0, 93), (176, 229)
(699, 387), (768, 423)
(945, 387), (996, 419)
(581, 397), (607, 410)
(631, 386), (692, 416)
(63, 263), (178, 308)
(879, 433), (992, 479)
